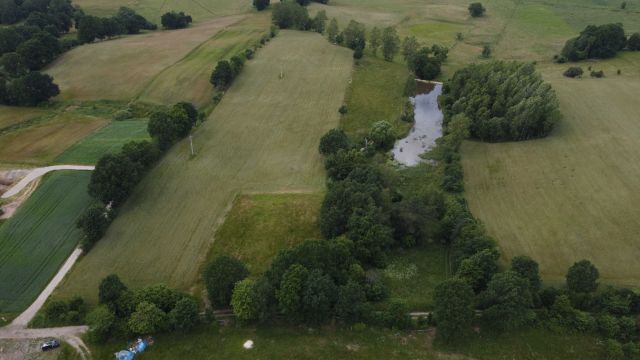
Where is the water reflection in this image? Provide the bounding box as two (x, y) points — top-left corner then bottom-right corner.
(392, 82), (443, 166)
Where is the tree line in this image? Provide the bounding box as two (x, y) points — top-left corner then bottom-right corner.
(77, 102), (200, 250)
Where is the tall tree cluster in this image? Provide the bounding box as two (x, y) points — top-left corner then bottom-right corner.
(441, 61), (560, 142)
(561, 23), (627, 61)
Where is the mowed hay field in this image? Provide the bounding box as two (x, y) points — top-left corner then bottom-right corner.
(45, 15), (244, 101)
(55, 31), (353, 302)
(0, 112), (107, 166)
(462, 53), (640, 285)
(0, 171), (92, 314)
(137, 14), (270, 108)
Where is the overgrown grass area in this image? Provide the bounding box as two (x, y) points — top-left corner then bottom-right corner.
(208, 193), (323, 276)
(379, 244), (448, 310)
(0, 106), (46, 129)
(45, 16), (244, 101)
(55, 120), (149, 165)
(462, 53), (640, 286)
(0, 171), (93, 315)
(0, 112), (107, 166)
(340, 56), (411, 140)
(434, 326), (604, 359)
(53, 31), (353, 303)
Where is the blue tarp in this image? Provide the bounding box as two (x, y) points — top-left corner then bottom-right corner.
(114, 339), (150, 360)
(115, 350), (134, 360)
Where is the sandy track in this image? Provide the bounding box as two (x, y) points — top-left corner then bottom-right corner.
(1, 165), (94, 199)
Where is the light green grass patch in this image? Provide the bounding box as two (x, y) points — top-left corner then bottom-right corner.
(209, 193), (323, 276)
(409, 21), (469, 46)
(54, 31), (353, 303)
(379, 244), (448, 310)
(0, 171), (93, 315)
(341, 56), (411, 140)
(55, 120), (150, 165)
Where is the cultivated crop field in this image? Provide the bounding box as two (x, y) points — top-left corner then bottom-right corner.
(45, 15), (244, 101)
(462, 53), (640, 286)
(0, 171), (92, 314)
(54, 31), (353, 302)
(54, 120), (150, 165)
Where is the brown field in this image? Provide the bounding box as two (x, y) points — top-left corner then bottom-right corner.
(45, 16), (244, 101)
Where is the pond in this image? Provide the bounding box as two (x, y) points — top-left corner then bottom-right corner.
(392, 82), (443, 166)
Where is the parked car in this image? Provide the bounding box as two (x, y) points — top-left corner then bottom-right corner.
(41, 339), (60, 351)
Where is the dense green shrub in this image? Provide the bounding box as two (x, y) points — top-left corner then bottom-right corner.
(204, 256), (249, 308)
(433, 278), (475, 341)
(408, 45), (448, 80)
(566, 260), (599, 293)
(441, 61), (560, 142)
(628, 33), (640, 51)
(272, 2), (309, 29)
(319, 128), (350, 155)
(561, 23), (627, 61)
(480, 271), (535, 331)
(161, 11), (192, 29)
(468, 2), (486, 17)
(563, 66), (583, 78)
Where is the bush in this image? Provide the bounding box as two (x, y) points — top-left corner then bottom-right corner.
(319, 128), (350, 156)
(433, 278), (475, 341)
(562, 24), (627, 61)
(128, 301), (168, 335)
(563, 66), (583, 78)
(77, 204), (111, 250)
(168, 297), (199, 332)
(86, 305), (115, 343)
(382, 301), (411, 329)
(628, 33), (640, 51)
(566, 260), (599, 293)
(590, 70), (605, 78)
(338, 105), (348, 114)
(441, 61), (560, 142)
(205, 256), (249, 308)
(272, 2), (309, 29)
(161, 11), (192, 30)
(408, 45), (448, 80)
(468, 2), (486, 17)
(253, 0), (271, 11)
(369, 121), (396, 150)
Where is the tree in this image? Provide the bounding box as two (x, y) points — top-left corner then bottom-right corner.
(468, 2), (486, 17)
(481, 44), (491, 58)
(89, 153), (141, 206)
(99, 274), (128, 306)
(134, 284), (184, 313)
(77, 15), (104, 43)
(147, 107), (192, 150)
(302, 269), (337, 324)
(621, 1), (627, 9)
(408, 45), (447, 80)
(335, 280), (367, 324)
(311, 10), (327, 33)
(231, 279), (261, 322)
(5, 71), (59, 105)
(456, 248), (500, 293)
(566, 260), (599, 293)
(276, 264), (309, 323)
(271, 2), (309, 29)
(128, 301), (168, 334)
(0, 52), (27, 76)
(381, 26), (400, 61)
(114, 7), (156, 34)
(319, 128), (350, 155)
(16, 32), (60, 70)
(343, 20), (366, 50)
(563, 66), (584, 78)
(433, 278), (475, 342)
(230, 55), (245, 77)
(86, 305), (115, 343)
(481, 271), (535, 331)
(205, 256), (249, 308)
(210, 60), (234, 89)
(511, 255), (541, 293)
(0, 27), (23, 54)
(161, 11), (192, 30)
(369, 27), (381, 55)
(327, 18), (339, 42)
(628, 33), (640, 51)
(562, 23), (627, 61)
(369, 120), (396, 150)
(401, 36), (419, 62)
(169, 297), (199, 332)
(76, 204), (111, 250)
(253, 0), (270, 11)
(121, 140), (160, 169)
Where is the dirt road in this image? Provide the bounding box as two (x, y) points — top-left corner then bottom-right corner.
(1, 165), (94, 199)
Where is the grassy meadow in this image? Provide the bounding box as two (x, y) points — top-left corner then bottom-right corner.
(45, 16), (244, 101)
(53, 31), (353, 303)
(54, 120), (150, 165)
(0, 171), (93, 315)
(209, 193), (323, 277)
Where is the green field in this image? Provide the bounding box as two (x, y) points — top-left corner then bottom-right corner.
(54, 31), (353, 303)
(0, 171), (93, 314)
(55, 120), (150, 165)
(462, 53), (640, 286)
(209, 193), (323, 276)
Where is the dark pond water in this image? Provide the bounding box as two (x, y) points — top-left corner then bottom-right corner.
(392, 82), (443, 166)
